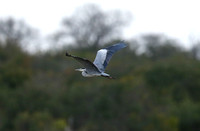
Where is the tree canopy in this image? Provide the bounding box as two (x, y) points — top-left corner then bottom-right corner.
(53, 4), (131, 48)
(1, 32), (200, 130)
(1, 4), (200, 130)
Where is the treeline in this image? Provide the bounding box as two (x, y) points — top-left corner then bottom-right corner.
(1, 33), (200, 131)
(1, 3), (200, 131)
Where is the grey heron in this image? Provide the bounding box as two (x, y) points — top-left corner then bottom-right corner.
(66, 42), (127, 79)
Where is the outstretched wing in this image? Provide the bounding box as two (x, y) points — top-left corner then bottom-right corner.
(66, 52), (100, 73)
(93, 42), (127, 72)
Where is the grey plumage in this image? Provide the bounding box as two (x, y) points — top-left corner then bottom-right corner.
(93, 42), (127, 72)
(66, 42), (127, 78)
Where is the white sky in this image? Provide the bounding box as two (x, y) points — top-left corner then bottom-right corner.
(0, 0), (200, 48)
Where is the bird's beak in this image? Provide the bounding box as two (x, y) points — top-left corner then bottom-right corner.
(75, 68), (84, 72)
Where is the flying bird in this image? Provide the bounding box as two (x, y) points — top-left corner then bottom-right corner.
(66, 42), (127, 79)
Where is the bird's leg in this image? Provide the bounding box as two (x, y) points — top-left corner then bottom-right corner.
(101, 75), (115, 79)
(108, 76), (116, 79)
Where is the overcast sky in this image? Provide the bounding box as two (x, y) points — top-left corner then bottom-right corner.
(0, 0), (200, 48)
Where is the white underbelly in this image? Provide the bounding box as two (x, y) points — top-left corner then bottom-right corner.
(82, 71), (101, 77)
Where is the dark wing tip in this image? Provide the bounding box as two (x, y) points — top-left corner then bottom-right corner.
(118, 41), (128, 48)
(105, 42), (127, 51)
(66, 52), (71, 57)
(120, 40), (125, 43)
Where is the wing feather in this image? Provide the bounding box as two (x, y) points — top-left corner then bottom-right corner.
(93, 42), (127, 72)
(66, 52), (100, 72)
(93, 49), (107, 72)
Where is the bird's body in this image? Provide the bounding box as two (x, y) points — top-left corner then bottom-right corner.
(66, 42), (127, 79)
(76, 68), (110, 77)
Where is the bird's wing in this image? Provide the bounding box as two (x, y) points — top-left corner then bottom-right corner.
(93, 42), (127, 72)
(66, 52), (100, 72)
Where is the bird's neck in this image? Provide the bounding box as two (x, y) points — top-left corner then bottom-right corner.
(81, 70), (89, 77)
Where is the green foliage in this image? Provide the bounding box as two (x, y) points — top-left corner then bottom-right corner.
(174, 99), (200, 131)
(0, 42), (31, 88)
(1, 35), (200, 131)
(14, 112), (67, 131)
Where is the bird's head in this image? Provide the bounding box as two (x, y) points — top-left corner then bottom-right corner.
(75, 68), (88, 77)
(75, 68), (85, 72)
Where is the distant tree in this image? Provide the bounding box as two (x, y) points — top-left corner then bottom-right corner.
(54, 4), (132, 48)
(14, 112), (67, 131)
(0, 18), (38, 48)
(0, 43), (31, 88)
(141, 34), (181, 59)
(190, 42), (200, 60)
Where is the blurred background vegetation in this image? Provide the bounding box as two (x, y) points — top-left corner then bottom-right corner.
(1, 4), (200, 131)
